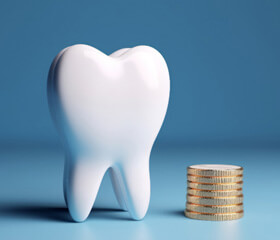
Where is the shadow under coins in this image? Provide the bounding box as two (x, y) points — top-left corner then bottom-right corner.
(152, 209), (186, 218)
(0, 205), (131, 222)
(165, 210), (186, 218)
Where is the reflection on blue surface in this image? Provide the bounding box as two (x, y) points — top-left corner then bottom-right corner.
(0, 144), (279, 239)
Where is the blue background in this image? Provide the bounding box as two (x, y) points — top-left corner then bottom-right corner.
(0, 1), (280, 240)
(1, 0), (280, 146)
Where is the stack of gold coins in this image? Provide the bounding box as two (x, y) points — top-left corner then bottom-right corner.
(185, 164), (244, 221)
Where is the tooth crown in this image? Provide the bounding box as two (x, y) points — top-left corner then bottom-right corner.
(49, 44), (169, 156)
(48, 44), (170, 222)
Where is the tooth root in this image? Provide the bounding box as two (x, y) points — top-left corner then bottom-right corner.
(112, 157), (150, 220)
(109, 168), (127, 211)
(64, 157), (108, 222)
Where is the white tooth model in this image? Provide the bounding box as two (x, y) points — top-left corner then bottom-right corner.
(47, 44), (170, 222)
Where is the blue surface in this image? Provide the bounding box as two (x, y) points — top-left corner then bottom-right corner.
(0, 0), (280, 145)
(0, 145), (279, 239)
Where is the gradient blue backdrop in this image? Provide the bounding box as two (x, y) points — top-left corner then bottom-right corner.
(1, 0), (279, 146)
(1, 1), (280, 240)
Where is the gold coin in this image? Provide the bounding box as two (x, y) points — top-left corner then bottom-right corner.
(187, 174), (243, 183)
(187, 187), (243, 197)
(186, 202), (243, 213)
(187, 193), (243, 205)
(188, 164), (243, 177)
(188, 181), (243, 190)
(184, 209), (243, 221)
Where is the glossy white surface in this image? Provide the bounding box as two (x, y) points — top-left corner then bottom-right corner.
(47, 44), (170, 222)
